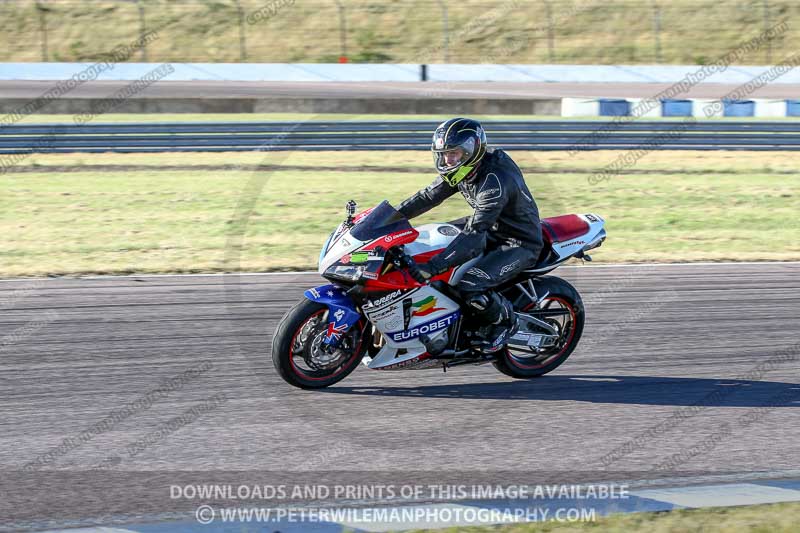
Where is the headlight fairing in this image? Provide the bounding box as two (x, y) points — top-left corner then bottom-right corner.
(324, 264), (365, 283)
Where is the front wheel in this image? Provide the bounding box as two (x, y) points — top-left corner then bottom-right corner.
(494, 276), (585, 379)
(272, 299), (366, 389)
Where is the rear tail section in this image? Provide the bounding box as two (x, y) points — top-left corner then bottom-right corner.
(526, 213), (606, 273)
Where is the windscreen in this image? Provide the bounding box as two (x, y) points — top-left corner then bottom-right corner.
(350, 200), (412, 242)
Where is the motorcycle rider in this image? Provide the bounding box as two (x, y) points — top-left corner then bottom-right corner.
(397, 118), (543, 352)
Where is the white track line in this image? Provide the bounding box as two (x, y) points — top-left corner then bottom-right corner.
(613, 469), (800, 491)
(631, 483), (800, 508)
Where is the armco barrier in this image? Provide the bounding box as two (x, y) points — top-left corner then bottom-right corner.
(1, 121), (800, 154)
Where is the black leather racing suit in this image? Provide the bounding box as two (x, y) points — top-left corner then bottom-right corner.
(397, 148), (543, 335)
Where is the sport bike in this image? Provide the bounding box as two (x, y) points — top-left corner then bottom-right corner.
(272, 200), (606, 389)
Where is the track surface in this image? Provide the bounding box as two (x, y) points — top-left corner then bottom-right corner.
(1, 263), (799, 529)
(3, 80), (800, 99)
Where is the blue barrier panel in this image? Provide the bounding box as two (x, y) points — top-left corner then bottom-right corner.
(723, 100), (755, 117)
(787, 100), (800, 116)
(598, 99), (631, 116)
(661, 99), (693, 117)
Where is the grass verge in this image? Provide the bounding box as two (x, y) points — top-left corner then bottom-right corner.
(1, 150), (798, 277)
(2, 1), (800, 65)
(417, 501), (800, 533)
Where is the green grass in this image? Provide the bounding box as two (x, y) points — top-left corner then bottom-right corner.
(415, 501), (800, 533)
(1, 1), (799, 65)
(1, 150), (798, 277)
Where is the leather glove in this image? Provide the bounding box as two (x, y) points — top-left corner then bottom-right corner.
(414, 262), (437, 282)
(417, 255), (447, 280)
(405, 254), (447, 284)
(427, 255), (448, 275)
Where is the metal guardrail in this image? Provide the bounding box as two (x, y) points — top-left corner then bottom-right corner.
(1, 121), (800, 154)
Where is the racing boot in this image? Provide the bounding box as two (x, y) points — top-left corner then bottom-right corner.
(467, 292), (519, 354)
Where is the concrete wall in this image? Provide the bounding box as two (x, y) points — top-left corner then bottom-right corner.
(3, 63), (800, 84)
(0, 97), (562, 115)
(1, 63), (797, 116)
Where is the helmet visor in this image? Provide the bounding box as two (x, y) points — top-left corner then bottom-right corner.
(433, 137), (476, 174)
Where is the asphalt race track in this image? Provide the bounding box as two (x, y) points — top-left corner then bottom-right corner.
(1, 262), (799, 530)
(2, 80), (800, 100)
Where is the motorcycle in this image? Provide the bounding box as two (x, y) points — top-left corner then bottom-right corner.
(272, 200), (606, 389)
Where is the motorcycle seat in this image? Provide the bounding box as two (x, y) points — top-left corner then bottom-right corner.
(534, 214), (591, 268)
(541, 215), (590, 245)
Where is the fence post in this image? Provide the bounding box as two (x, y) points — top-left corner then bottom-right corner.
(135, 0), (148, 61)
(543, 1), (555, 62)
(35, 1), (49, 62)
(436, 0), (449, 62)
(333, 0), (348, 62)
(652, 1), (662, 63)
(763, 0), (772, 63)
(233, 0), (247, 61)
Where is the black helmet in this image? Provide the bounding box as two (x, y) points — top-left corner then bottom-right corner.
(431, 117), (487, 186)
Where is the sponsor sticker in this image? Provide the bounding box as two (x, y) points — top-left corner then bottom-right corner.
(403, 298), (412, 329)
(325, 322), (346, 342)
(383, 315), (403, 331)
(389, 311), (459, 342)
(366, 304), (398, 321)
(350, 251), (370, 263)
(384, 230), (414, 243)
(411, 295), (445, 317)
(364, 289), (405, 309)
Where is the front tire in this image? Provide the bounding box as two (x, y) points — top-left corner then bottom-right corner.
(494, 275), (585, 379)
(272, 299), (366, 389)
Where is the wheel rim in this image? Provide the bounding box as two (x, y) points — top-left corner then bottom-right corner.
(505, 296), (578, 370)
(287, 310), (364, 381)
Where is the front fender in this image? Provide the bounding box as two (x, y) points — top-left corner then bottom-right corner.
(304, 284), (362, 345)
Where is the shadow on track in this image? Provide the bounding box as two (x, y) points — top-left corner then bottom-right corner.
(321, 375), (800, 407)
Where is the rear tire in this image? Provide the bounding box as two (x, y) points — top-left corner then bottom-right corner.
(493, 276), (584, 379)
(272, 299), (366, 389)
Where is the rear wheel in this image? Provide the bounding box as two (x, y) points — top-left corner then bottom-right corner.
(272, 299), (366, 389)
(494, 276), (584, 379)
